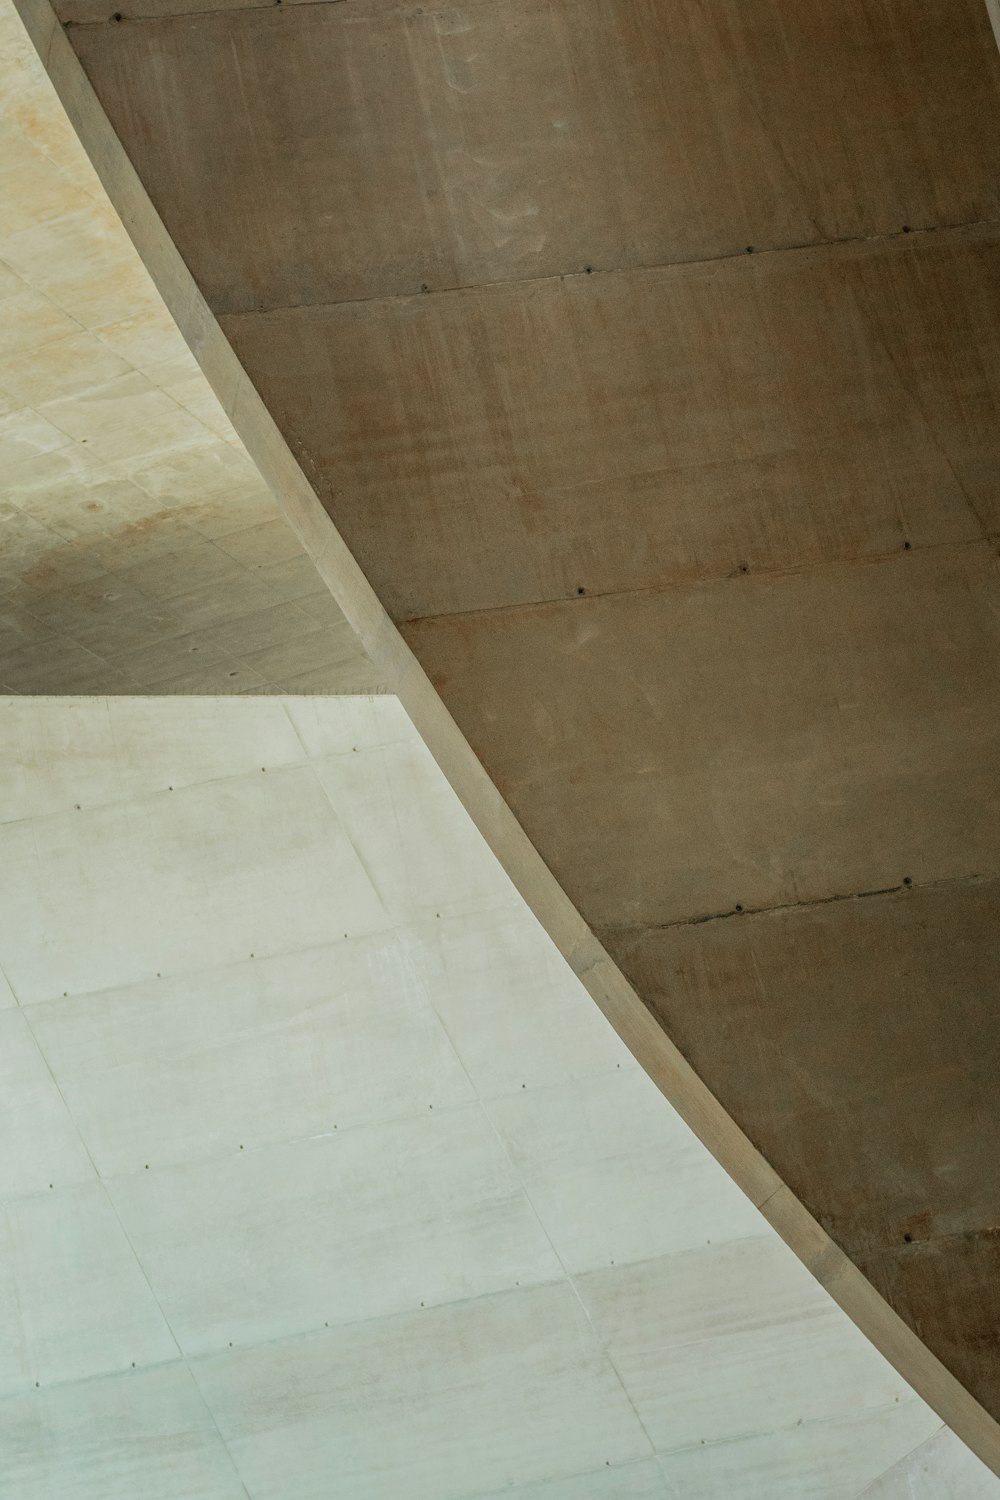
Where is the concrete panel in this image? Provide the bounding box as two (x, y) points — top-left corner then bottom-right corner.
(25, 935), (477, 1176)
(224, 231), (999, 618)
(283, 692), (415, 758)
(312, 738), (519, 922)
(107, 1108), (563, 1353)
(0, 694), (305, 823)
(461, 1464), (670, 1500)
(191, 1282), (654, 1500)
(0, 1363), (247, 1500)
(403, 546), (1000, 928)
(488, 1068), (769, 1273)
(578, 1240), (919, 1452)
(0, 762), (388, 1003)
(861, 1426), (1000, 1498)
(66, 0), (1000, 311)
(0, 1009), (94, 1198)
(612, 877), (1000, 1416)
(0, 1182), (177, 1395)
(398, 906), (636, 1098)
(656, 1406), (941, 1500)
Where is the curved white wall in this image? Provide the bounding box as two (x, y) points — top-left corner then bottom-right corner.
(0, 694), (988, 1499)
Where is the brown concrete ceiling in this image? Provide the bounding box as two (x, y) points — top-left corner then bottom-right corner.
(17, 0), (1000, 1463)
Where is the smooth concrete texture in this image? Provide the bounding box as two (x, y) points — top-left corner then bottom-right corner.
(227, 229), (999, 620)
(61, 0), (1000, 307)
(0, 3), (377, 694)
(405, 544), (1000, 926)
(0, 693), (989, 1499)
(12, 0), (1000, 1461)
(861, 1427), (1000, 1498)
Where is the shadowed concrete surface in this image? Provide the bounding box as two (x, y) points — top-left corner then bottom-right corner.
(10, 0), (1000, 1449)
(0, 693), (994, 1499)
(0, 3), (378, 693)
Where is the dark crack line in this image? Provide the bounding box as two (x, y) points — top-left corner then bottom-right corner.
(600, 870), (991, 937)
(399, 535), (995, 631)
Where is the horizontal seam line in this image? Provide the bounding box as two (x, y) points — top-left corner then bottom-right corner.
(212, 217), (1000, 320)
(599, 870), (992, 936)
(64, 0), (348, 26)
(398, 536), (995, 630)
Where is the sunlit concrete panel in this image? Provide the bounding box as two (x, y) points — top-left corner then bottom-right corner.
(25, 939), (478, 1176)
(0, 1182), (177, 1394)
(0, 761), (389, 1002)
(193, 1283), (652, 1500)
(0, 1008), (93, 1195)
(106, 1111), (564, 1354)
(0, 1363), (248, 1500)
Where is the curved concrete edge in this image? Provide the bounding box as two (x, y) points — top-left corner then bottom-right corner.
(14, 0), (1000, 1472)
(988, 0), (1000, 54)
(857, 1425), (1000, 1498)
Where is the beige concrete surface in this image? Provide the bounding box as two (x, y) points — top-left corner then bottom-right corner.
(0, 2), (378, 694)
(2, 693), (994, 1499)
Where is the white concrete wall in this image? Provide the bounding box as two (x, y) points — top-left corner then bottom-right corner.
(0, 695), (990, 1498)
